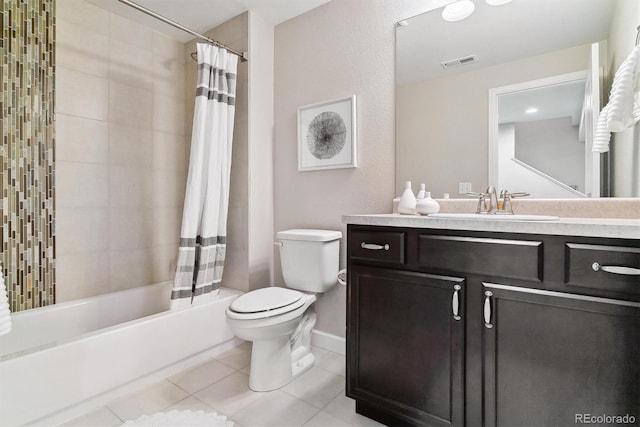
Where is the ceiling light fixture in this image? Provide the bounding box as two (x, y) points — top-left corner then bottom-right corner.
(442, 0), (476, 22)
(525, 107), (539, 114)
(485, 0), (513, 5)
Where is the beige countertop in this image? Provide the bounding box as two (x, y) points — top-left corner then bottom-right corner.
(343, 214), (640, 239)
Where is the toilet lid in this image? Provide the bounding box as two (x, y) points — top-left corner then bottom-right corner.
(229, 287), (304, 314)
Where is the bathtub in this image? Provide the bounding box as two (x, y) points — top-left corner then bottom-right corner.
(0, 281), (242, 426)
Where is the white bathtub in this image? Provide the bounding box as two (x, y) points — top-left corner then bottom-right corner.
(0, 282), (242, 426)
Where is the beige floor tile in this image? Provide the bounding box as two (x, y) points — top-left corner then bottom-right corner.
(194, 371), (268, 417)
(106, 380), (189, 422)
(168, 358), (236, 394)
(233, 390), (319, 427)
(214, 341), (252, 370)
(314, 349), (346, 377)
(60, 407), (122, 427)
(282, 367), (345, 408)
(303, 410), (354, 427)
(164, 395), (218, 413)
(324, 393), (385, 427)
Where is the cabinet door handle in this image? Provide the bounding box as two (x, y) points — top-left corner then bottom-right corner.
(484, 291), (493, 328)
(592, 262), (640, 276)
(360, 242), (390, 251)
(452, 285), (461, 321)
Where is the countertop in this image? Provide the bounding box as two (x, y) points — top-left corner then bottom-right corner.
(342, 214), (640, 239)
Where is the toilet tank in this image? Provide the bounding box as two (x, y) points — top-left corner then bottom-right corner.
(276, 229), (342, 293)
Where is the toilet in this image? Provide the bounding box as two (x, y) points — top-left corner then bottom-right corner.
(225, 229), (342, 391)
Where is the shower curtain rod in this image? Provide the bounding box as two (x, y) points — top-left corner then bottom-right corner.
(116, 0), (248, 62)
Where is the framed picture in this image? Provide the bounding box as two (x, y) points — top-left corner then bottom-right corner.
(297, 95), (357, 171)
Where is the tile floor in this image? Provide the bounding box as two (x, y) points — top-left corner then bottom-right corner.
(62, 343), (384, 427)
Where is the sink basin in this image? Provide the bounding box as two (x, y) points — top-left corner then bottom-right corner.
(428, 213), (560, 221)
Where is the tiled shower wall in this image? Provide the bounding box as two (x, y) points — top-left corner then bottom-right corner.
(1, 0), (56, 312)
(55, 0), (188, 302)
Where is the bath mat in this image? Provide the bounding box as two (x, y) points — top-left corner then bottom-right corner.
(122, 409), (233, 426)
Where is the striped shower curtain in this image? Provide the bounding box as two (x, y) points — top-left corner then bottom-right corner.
(171, 44), (238, 307)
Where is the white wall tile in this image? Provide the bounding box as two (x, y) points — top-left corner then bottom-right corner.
(56, 18), (109, 77)
(152, 131), (188, 171)
(109, 124), (153, 168)
(55, 252), (110, 303)
(153, 56), (186, 99)
(153, 32), (186, 62)
(151, 169), (187, 208)
(109, 13), (153, 50)
(55, 114), (109, 164)
(151, 244), (179, 284)
(108, 207), (154, 251)
(56, 0), (109, 35)
(152, 93), (186, 134)
(56, 208), (109, 256)
(109, 39), (153, 90)
(56, 66), (109, 121)
(56, 161), (109, 208)
(108, 249), (154, 292)
(109, 81), (153, 128)
(108, 166), (153, 208)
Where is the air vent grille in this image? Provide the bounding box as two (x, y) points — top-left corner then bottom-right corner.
(441, 55), (479, 69)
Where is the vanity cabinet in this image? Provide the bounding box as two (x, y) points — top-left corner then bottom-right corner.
(346, 224), (640, 427)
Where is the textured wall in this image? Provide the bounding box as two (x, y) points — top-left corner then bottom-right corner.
(1, 0), (56, 312)
(273, 0), (432, 338)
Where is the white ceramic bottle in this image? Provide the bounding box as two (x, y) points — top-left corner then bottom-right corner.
(397, 181), (417, 215)
(416, 191), (440, 215)
(416, 183), (427, 200)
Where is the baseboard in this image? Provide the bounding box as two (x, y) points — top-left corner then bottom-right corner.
(311, 329), (345, 355)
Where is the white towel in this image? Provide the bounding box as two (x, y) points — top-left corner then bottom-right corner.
(593, 45), (640, 153)
(0, 265), (11, 336)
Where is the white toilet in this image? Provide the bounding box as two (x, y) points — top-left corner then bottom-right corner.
(225, 229), (342, 392)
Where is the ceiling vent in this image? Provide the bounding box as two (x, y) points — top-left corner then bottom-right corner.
(441, 55), (479, 69)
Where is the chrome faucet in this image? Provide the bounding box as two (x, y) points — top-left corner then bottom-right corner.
(485, 186), (499, 214)
(467, 187), (530, 215)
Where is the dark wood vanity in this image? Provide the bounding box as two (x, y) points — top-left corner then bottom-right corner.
(346, 221), (640, 427)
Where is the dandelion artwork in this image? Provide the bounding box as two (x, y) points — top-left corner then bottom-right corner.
(298, 96), (357, 171)
(307, 111), (347, 160)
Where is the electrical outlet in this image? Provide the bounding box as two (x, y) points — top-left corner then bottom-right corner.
(459, 182), (472, 194)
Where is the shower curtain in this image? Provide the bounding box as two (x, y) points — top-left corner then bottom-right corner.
(171, 44), (238, 307)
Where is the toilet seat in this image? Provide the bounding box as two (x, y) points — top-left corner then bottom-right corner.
(227, 287), (305, 320)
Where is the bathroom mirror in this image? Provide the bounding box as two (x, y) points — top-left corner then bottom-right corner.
(395, 0), (638, 198)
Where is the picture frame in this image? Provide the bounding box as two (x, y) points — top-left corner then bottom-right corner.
(297, 95), (357, 171)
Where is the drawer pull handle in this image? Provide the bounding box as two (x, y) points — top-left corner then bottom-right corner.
(360, 242), (390, 251)
(591, 262), (640, 276)
(452, 285), (461, 321)
(484, 291), (493, 328)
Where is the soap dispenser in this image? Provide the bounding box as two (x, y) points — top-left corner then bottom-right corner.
(416, 191), (440, 215)
(398, 181), (417, 215)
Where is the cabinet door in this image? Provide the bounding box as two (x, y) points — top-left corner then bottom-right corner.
(347, 265), (464, 427)
(482, 283), (640, 427)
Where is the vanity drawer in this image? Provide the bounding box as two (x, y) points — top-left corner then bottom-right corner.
(349, 230), (406, 265)
(565, 243), (640, 295)
(418, 234), (543, 281)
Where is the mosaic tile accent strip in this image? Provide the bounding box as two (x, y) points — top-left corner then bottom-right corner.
(1, 0), (55, 312)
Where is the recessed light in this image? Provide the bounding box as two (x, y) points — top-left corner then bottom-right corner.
(486, 0), (513, 5)
(525, 107), (539, 114)
(442, 0), (476, 22)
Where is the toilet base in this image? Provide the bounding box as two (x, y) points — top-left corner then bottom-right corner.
(248, 337), (315, 392)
